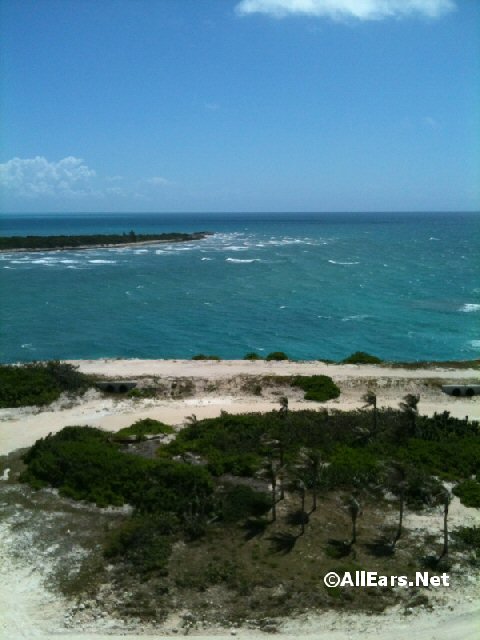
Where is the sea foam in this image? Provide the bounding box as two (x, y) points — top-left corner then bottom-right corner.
(459, 304), (480, 313)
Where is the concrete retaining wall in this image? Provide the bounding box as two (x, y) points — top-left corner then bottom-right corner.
(442, 384), (480, 397)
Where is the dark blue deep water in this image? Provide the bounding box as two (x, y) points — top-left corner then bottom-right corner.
(0, 212), (478, 363)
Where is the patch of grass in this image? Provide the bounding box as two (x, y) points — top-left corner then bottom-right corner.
(128, 387), (158, 399)
(105, 514), (176, 575)
(292, 375), (340, 402)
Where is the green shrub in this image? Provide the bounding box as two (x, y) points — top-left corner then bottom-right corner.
(342, 352), (383, 365)
(219, 484), (271, 523)
(266, 351), (288, 361)
(0, 361), (92, 408)
(453, 526), (480, 551)
(115, 419), (174, 441)
(292, 375), (340, 402)
(453, 480), (480, 508)
(192, 354), (221, 360)
(244, 352), (262, 360)
(21, 426), (213, 513)
(327, 446), (379, 487)
(397, 438), (480, 479)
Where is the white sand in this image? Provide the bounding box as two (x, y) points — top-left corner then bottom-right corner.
(67, 358), (480, 380)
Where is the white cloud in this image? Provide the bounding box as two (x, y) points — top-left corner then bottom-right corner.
(0, 156), (96, 198)
(235, 0), (456, 20)
(144, 176), (170, 186)
(205, 102), (220, 111)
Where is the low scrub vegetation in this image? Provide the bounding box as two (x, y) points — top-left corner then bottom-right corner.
(292, 375), (340, 402)
(191, 354), (221, 360)
(0, 231), (210, 250)
(453, 480), (480, 508)
(0, 361), (92, 408)
(18, 403), (480, 623)
(244, 352), (262, 360)
(342, 351), (383, 364)
(265, 351), (289, 361)
(114, 419), (174, 441)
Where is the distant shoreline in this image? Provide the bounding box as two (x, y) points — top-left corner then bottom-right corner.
(0, 231), (213, 253)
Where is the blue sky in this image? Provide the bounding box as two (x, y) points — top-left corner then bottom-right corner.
(1, 0), (479, 213)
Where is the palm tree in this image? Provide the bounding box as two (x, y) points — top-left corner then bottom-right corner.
(362, 390), (378, 437)
(345, 495), (361, 545)
(440, 489), (452, 559)
(399, 393), (420, 436)
(297, 448), (325, 512)
(287, 474), (308, 536)
(279, 395), (289, 416)
(386, 462), (408, 548)
(257, 458), (280, 522)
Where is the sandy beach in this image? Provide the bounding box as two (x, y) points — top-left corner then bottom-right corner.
(1, 359), (479, 640)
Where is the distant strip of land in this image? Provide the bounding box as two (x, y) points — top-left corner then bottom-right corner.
(0, 231), (213, 252)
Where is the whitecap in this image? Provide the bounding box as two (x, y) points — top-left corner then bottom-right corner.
(470, 340), (480, 348)
(429, 237), (440, 241)
(279, 305), (286, 309)
(201, 257), (213, 261)
(88, 259), (117, 264)
(225, 258), (260, 263)
(459, 304), (480, 313)
(341, 314), (369, 322)
(224, 246), (249, 251)
(328, 260), (360, 265)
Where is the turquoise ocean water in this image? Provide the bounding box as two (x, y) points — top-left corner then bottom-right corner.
(0, 212), (478, 363)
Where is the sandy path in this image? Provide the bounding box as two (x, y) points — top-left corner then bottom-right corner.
(68, 358), (480, 380)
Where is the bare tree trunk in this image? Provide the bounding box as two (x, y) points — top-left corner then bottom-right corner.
(351, 514), (357, 545)
(271, 476), (277, 522)
(279, 444), (285, 500)
(393, 491), (404, 547)
(300, 486), (306, 535)
(441, 499), (449, 558)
